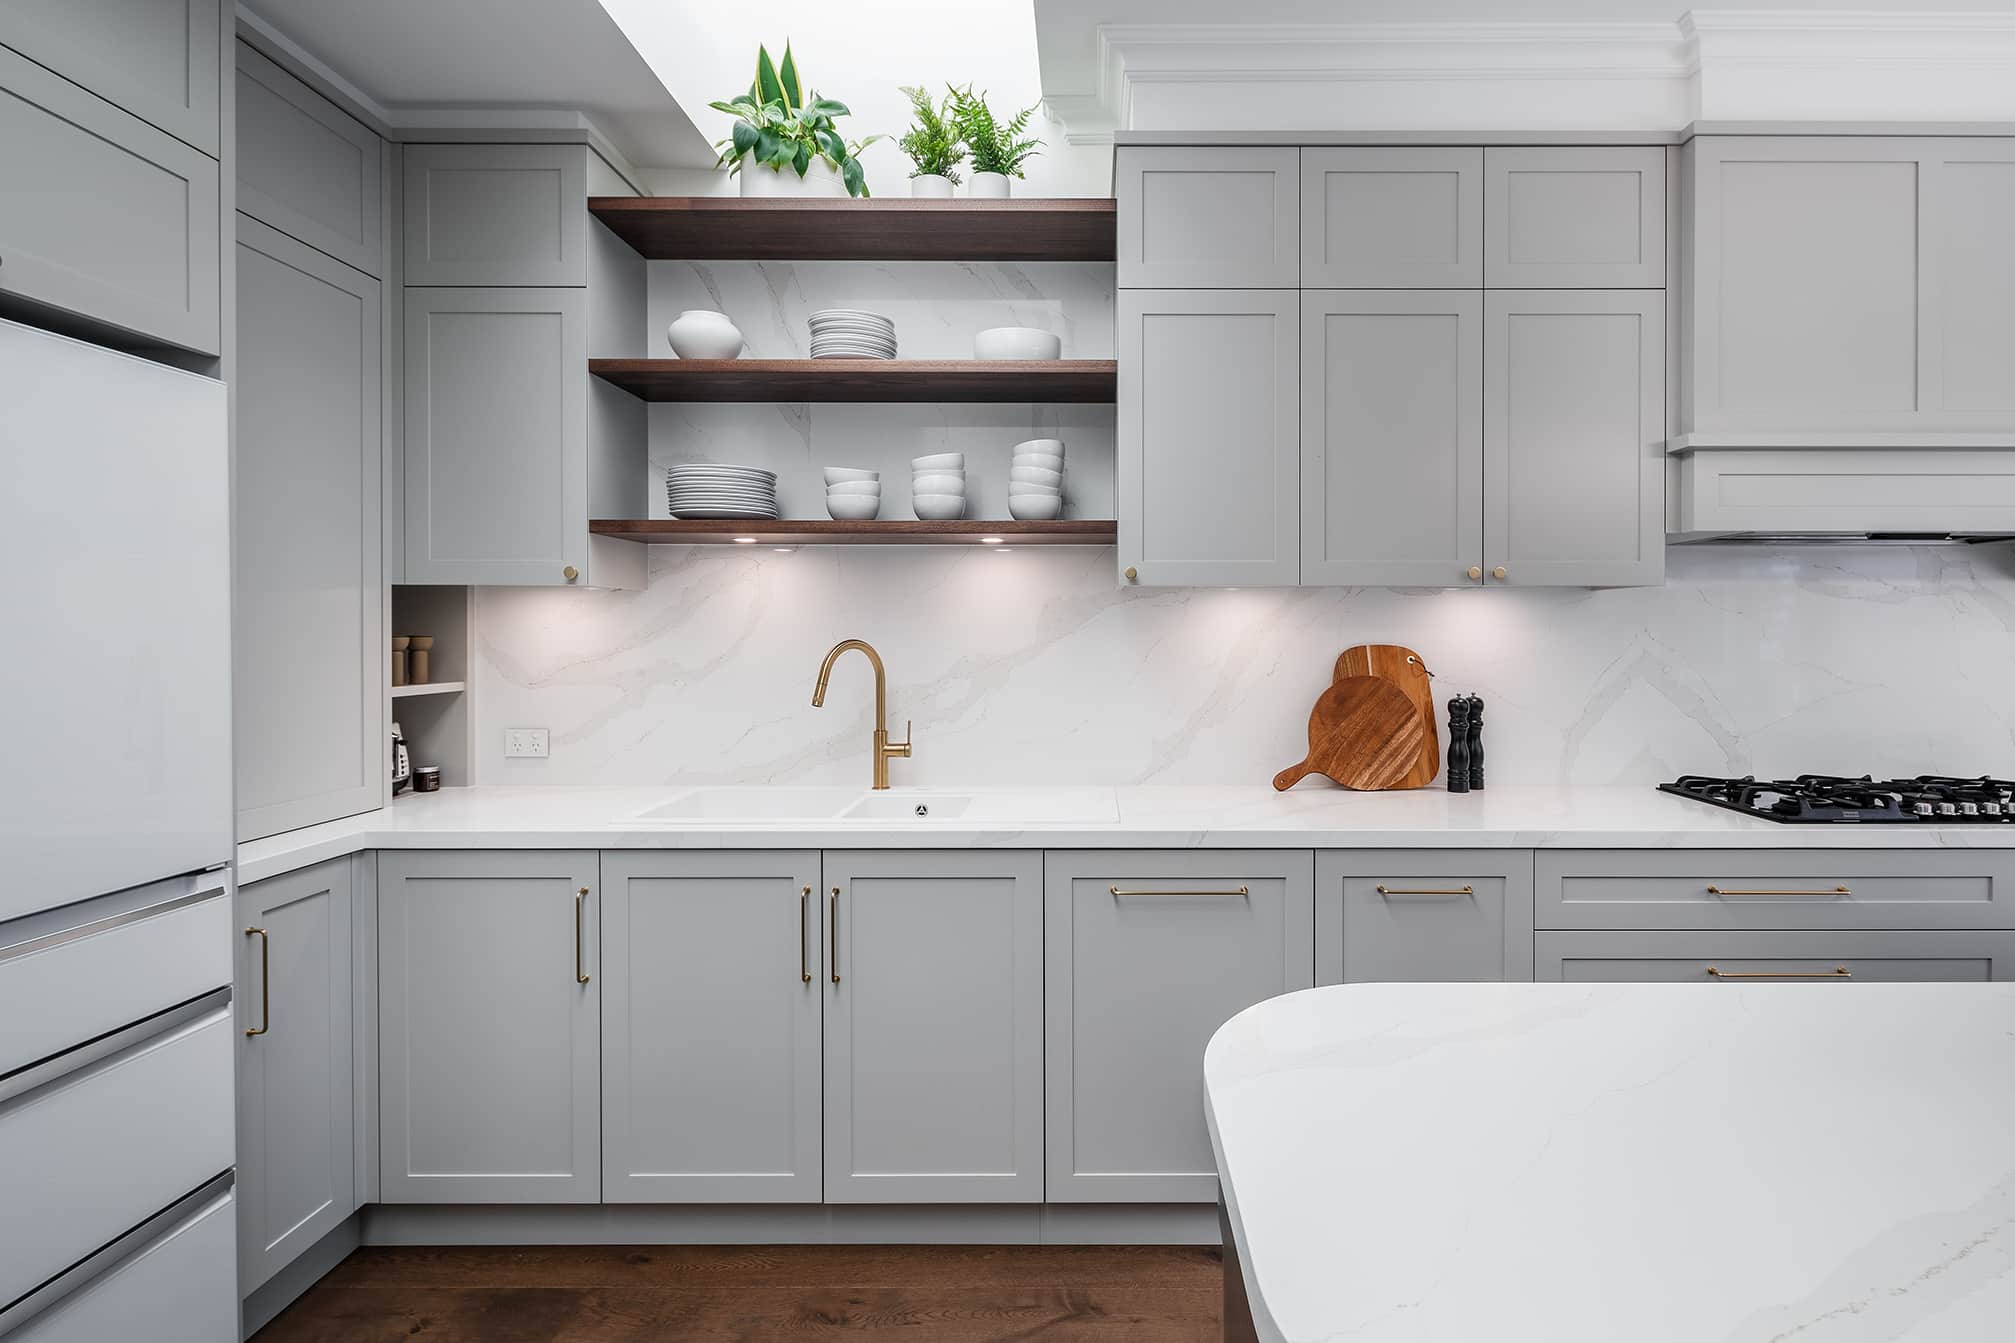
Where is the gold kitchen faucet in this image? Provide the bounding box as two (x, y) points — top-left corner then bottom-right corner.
(811, 639), (911, 790)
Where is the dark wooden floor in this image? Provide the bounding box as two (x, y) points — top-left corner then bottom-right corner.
(251, 1245), (1223, 1341)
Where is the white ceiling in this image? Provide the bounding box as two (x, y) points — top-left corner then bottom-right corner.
(242, 0), (714, 168)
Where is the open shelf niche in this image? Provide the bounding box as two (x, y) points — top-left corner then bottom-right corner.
(390, 586), (472, 789)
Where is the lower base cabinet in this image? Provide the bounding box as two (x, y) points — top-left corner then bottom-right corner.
(1538, 930), (2015, 981)
(1318, 850), (1535, 984)
(1045, 851), (1313, 1202)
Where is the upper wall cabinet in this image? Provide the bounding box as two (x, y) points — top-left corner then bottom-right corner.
(0, 0), (220, 154)
(404, 143), (589, 286)
(1302, 148), (1481, 288)
(0, 44), (220, 352)
(1683, 136), (2015, 435)
(1485, 147), (1665, 288)
(235, 42), (382, 276)
(1116, 147), (1298, 288)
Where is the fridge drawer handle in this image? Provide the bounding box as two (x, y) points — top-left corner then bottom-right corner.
(1376, 884), (1475, 897)
(0, 881), (227, 965)
(575, 888), (591, 985)
(799, 886), (811, 984)
(244, 927), (270, 1037)
(0, 989), (231, 1110)
(1707, 885), (1850, 898)
(1706, 965), (1853, 980)
(1109, 885), (1250, 898)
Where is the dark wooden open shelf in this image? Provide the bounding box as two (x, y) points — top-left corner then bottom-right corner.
(589, 196), (1117, 262)
(590, 358), (1116, 404)
(591, 519), (1116, 547)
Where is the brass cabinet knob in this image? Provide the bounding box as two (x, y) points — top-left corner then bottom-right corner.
(1466, 565), (1482, 580)
(1492, 565), (1508, 580)
(562, 565), (579, 582)
(1123, 566), (1138, 583)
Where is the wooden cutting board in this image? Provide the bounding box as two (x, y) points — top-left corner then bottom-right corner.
(1273, 675), (1425, 792)
(1333, 644), (1439, 789)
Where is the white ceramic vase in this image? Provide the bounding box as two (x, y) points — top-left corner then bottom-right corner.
(967, 171), (1010, 199)
(740, 156), (848, 198)
(910, 174), (954, 199)
(666, 310), (744, 360)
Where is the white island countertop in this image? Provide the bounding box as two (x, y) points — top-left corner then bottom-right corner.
(236, 784), (2015, 885)
(1206, 982), (2015, 1342)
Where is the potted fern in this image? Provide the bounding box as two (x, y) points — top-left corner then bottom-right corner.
(947, 86), (1042, 198)
(710, 43), (879, 198)
(897, 85), (964, 198)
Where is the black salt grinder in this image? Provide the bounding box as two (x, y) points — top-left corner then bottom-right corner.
(1446, 695), (1471, 793)
(1466, 694), (1485, 791)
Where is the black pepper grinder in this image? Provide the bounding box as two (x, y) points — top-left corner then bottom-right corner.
(1466, 694), (1485, 791)
(1446, 695), (1471, 793)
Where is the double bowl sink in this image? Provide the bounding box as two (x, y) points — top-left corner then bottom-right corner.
(630, 786), (1118, 825)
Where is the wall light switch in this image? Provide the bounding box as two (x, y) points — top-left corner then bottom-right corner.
(504, 728), (549, 759)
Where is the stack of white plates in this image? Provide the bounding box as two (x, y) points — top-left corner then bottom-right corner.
(911, 452), (966, 520)
(666, 463), (779, 519)
(824, 467), (881, 521)
(809, 309), (896, 360)
(1009, 438), (1065, 520)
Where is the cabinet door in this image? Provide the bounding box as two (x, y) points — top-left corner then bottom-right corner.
(235, 42), (382, 276)
(0, 0), (220, 154)
(1302, 148), (1482, 288)
(237, 859), (354, 1292)
(1317, 851), (1534, 985)
(1485, 147), (1665, 288)
(1118, 289), (1300, 586)
(1924, 140), (2015, 421)
(823, 851), (1042, 1203)
(1302, 290), (1482, 586)
(378, 850), (599, 1203)
(234, 218), (383, 840)
(600, 852), (822, 1204)
(1116, 146), (1298, 288)
(1484, 289), (1664, 587)
(0, 44), (220, 353)
(1046, 852), (1313, 1203)
(1536, 930), (2015, 982)
(404, 143), (587, 287)
(404, 287), (586, 586)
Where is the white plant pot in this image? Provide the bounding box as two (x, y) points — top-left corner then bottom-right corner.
(967, 171), (1010, 199)
(740, 155), (849, 198)
(910, 174), (954, 199)
(666, 310), (744, 360)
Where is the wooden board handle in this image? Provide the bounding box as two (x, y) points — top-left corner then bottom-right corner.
(1273, 761), (1312, 791)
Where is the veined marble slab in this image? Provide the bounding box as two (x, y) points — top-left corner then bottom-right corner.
(1206, 982), (2015, 1342)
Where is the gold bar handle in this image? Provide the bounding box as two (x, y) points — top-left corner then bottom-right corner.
(829, 887), (841, 985)
(1376, 884), (1475, 896)
(1706, 965), (1852, 980)
(575, 887), (591, 985)
(1707, 885), (1850, 898)
(1109, 885), (1250, 898)
(244, 926), (270, 1037)
(799, 886), (812, 984)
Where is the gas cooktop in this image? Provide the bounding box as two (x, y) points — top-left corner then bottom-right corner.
(1658, 775), (2015, 823)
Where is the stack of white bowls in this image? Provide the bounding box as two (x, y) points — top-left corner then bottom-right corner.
(824, 467), (881, 521)
(911, 452), (966, 520)
(666, 463), (778, 519)
(1008, 439), (1065, 520)
(809, 309), (896, 360)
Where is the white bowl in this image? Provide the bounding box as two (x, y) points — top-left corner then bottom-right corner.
(1014, 438), (1065, 457)
(975, 327), (1062, 361)
(911, 452), (965, 472)
(826, 495), (881, 520)
(912, 493), (968, 520)
(1010, 464), (1064, 487)
(910, 473), (968, 494)
(1009, 482), (1060, 496)
(1008, 494), (1064, 520)
(1012, 453), (1065, 475)
(826, 481), (883, 497)
(823, 467), (879, 484)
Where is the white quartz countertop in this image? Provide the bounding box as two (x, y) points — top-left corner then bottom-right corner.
(234, 784), (2015, 886)
(1205, 982), (2015, 1342)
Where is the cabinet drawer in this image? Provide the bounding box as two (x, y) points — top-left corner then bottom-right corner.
(0, 995), (234, 1305)
(7, 1180), (235, 1343)
(1484, 147), (1665, 288)
(0, 44), (221, 352)
(1302, 147), (1481, 288)
(1319, 850), (1533, 984)
(1116, 146), (1298, 288)
(0, 0), (220, 154)
(0, 877), (230, 1076)
(404, 143), (586, 286)
(1537, 930), (2015, 982)
(1537, 850), (2015, 930)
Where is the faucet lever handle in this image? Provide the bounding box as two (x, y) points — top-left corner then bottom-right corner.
(892, 720), (913, 756)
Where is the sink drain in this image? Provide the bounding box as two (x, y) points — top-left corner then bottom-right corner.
(914, 804), (929, 817)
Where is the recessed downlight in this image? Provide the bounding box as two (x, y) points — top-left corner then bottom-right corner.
(732, 536), (758, 544)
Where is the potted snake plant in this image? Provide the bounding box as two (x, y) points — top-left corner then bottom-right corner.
(710, 43), (880, 197)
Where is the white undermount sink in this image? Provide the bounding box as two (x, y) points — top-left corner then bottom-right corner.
(629, 786), (862, 821)
(629, 786), (1117, 825)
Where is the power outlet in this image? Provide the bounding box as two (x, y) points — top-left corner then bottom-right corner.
(503, 728), (549, 759)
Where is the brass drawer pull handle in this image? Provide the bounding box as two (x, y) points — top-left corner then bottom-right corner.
(1706, 965), (1852, 980)
(830, 887), (841, 985)
(1376, 884), (1475, 896)
(1109, 885), (1250, 898)
(575, 887), (591, 984)
(1707, 885), (1850, 898)
(244, 926), (270, 1037)
(799, 886), (812, 984)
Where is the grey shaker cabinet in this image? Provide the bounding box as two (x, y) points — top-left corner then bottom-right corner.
(1484, 148), (1665, 288)
(1301, 290), (1483, 586)
(378, 851), (600, 1203)
(1316, 851), (1534, 985)
(1118, 289), (1300, 586)
(1537, 930), (2015, 982)
(234, 217), (384, 841)
(1115, 146), (1299, 288)
(1301, 148), (1482, 288)
(0, 0), (220, 154)
(1484, 289), (1665, 587)
(1045, 851), (1313, 1203)
(0, 43), (220, 353)
(822, 850), (1044, 1203)
(236, 859), (355, 1293)
(235, 41), (382, 277)
(403, 144), (589, 287)
(599, 852), (823, 1204)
